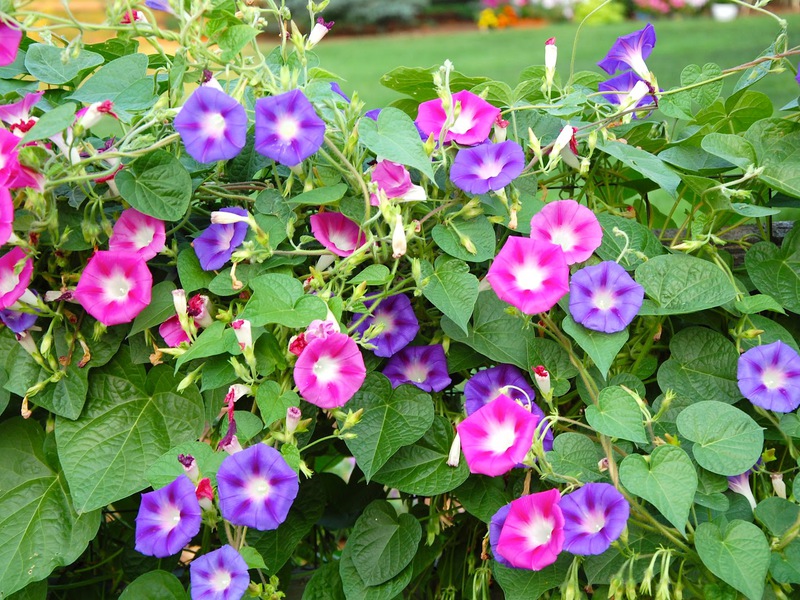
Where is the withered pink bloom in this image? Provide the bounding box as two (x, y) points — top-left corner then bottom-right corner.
(529, 200), (603, 265)
(416, 90), (500, 146)
(485, 237), (569, 315)
(309, 212), (366, 257)
(293, 332), (366, 408)
(74, 251), (152, 326)
(109, 208), (166, 260)
(75, 100), (118, 130)
(370, 160), (425, 205)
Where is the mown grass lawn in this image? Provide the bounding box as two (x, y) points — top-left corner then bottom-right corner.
(285, 14), (800, 110)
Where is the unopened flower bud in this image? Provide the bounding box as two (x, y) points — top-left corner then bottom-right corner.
(288, 332), (308, 356)
(307, 17), (334, 48)
(231, 319), (252, 350)
(75, 101), (117, 131)
(210, 210), (251, 225)
(177, 364), (203, 392)
(447, 432), (461, 467)
(121, 9), (146, 23)
(195, 477), (214, 510)
(533, 365), (551, 395)
(392, 214), (406, 259)
(172, 288), (187, 316)
(178, 453), (200, 482)
(286, 406), (302, 435)
(16, 331), (38, 356)
(771, 472), (787, 499)
(220, 434), (243, 455)
(188, 294), (213, 328)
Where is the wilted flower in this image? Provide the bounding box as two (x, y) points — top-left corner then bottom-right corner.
(75, 100), (117, 130)
(560, 483), (630, 555)
(134, 475), (202, 557)
(308, 18), (334, 47)
(370, 160), (425, 205)
(293, 332), (366, 408)
(309, 212), (366, 257)
(216, 443), (299, 530)
(189, 545), (250, 600)
(351, 294), (420, 358)
(391, 214), (407, 259)
(598, 23), (656, 83)
(568, 261), (645, 333)
(74, 251), (152, 326)
(108, 208), (166, 260)
(485, 237), (569, 315)
(495, 489), (564, 571)
(254, 89), (326, 166)
(737, 341), (800, 413)
(174, 86), (247, 163)
(416, 90), (500, 146)
(231, 319), (252, 350)
(450, 141), (525, 195)
(382, 344), (451, 392)
(529, 200), (603, 265)
(194, 207), (249, 271)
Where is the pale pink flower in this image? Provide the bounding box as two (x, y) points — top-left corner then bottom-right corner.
(529, 200), (602, 265)
(416, 90), (500, 146)
(496, 489), (564, 570)
(309, 212), (365, 257)
(109, 208), (166, 260)
(293, 332), (366, 408)
(0, 247), (32, 309)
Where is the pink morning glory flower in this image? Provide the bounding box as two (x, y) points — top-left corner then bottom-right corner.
(351, 294), (420, 358)
(0, 129), (22, 186)
(0, 247), (33, 310)
(0, 91), (43, 136)
(529, 200), (603, 265)
(159, 315), (190, 347)
(108, 208), (166, 260)
(416, 90), (500, 146)
(0, 186), (13, 246)
(74, 250), (153, 326)
(254, 89), (326, 167)
(216, 443), (300, 530)
(457, 394), (539, 477)
(174, 86), (247, 163)
(134, 474), (202, 557)
(194, 207), (249, 271)
(737, 341), (800, 413)
(568, 261), (644, 334)
(496, 489), (564, 571)
(560, 483), (630, 556)
(450, 140), (525, 195)
(309, 212), (366, 257)
(370, 160), (425, 205)
(190, 545), (250, 600)
(0, 21), (22, 67)
(382, 344), (451, 392)
(485, 237), (569, 315)
(598, 23), (656, 83)
(293, 332), (366, 409)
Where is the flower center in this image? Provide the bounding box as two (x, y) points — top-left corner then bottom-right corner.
(405, 361), (430, 384)
(548, 227), (577, 252)
(592, 289), (616, 311)
(514, 263), (544, 292)
(105, 272), (132, 300)
(313, 354), (340, 383)
(326, 228), (354, 253)
(277, 117), (299, 141)
(449, 109), (475, 135)
(133, 225), (156, 250)
(762, 367), (786, 390)
(202, 112), (227, 139)
(372, 312), (396, 335)
(0, 270), (20, 295)
(248, 477), (271, 500)
(159, 505), (182, 531)
(525, 516), (555, 547)
(484, 420), (516, 454)
(210, 569), (233, 592)
(583, 510), (607, 533)
(476, 159), (503, 180)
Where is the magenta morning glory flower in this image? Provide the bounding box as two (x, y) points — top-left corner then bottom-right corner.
(108, 208), (166, 260)
(568, 261), (645, 334)
(309, 212), (366, 257)
(598, 72), (652, 111)
(737, 341), (800, 413)
(0, 91), (43, 136)
(135, 474), (202, 557)
(0, 247), (32, 310)
(560, 483), (630, 556)
(496, 489), (564, 571)
(74, 251), (152, 326)
(174, 86), (247, 163)
(597, 23), (656, 82)
(464, 364), (552, 452)
(216, 443), (299, 530)
(351, 294), (419, 358)
(416, 90), (500, 146)
(293, 332), (366, 408)
(457, 394), (539, 477)
(190, 545), (250, 600)
(370, 160), (426, 205)
(529, 200), (603, 265)
(489, 504), (513, 568)
(450, 141), (525, 195)
(194, 207), (249, 271)
(486, 237), (569, 315)
(0, 21), (22, 67)
(382, 344), (452, 392)
(0, 186), (13, 246)
(254, 89), (326, 167)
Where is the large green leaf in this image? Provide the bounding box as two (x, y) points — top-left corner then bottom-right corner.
(419, 256), (478, 335)
(676, 401), (763, 476)
(339, 537), (413, 600)
(145, 441), (226, 489)
(770, 540), (800, 584)
(585, 386), (648, 444)
(635, 254), (737, 314)
(24, 44), (103, 84)
(619, 445), (697, 534)
(657, 327), (740, 405)
(174, 321), (238, 370)
(745, 224), (800, 314)
(117, 571), (186, 600)
(431, 216), (496, 263)
(744, 118), (800, 198)
(681, 63), (723, 107)
(544, 433), (605, 484)
(301, 562), (345, 600)
(358, 107), (435, 180)
(373, 416), (470, 495)
(493, 555), (572, 600)
(115, 150), (193, 221)
(337, 373), (433, 482)
(68, 54), (150, 105)
(562, 316), (628, 379)
(595, 214), (664, 271)
(0, 419), (100, 597)
(454, 475), (511, 523)
(130, 280), (177, 337)
(379, 65), (489, 102)
(597, 140), (680, 198)
(20, 103), (77, 143)
(56, 352), (204, 513)
(695, 520), (770, 600)
(348, 501), (421, 586)
(239, 273), (327, 328)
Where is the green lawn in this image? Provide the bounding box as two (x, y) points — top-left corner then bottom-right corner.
(291, 14), (800, 110)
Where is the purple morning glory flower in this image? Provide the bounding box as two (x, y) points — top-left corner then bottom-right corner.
(135, 474), (202, 557)
(598, 72), (651, 110)
(728, 470), (758, 510)
(189, 545), (250, 600)
(194, 207), (249, 271)
(382, 344), (452, 392)
(737, 340), (800, 413)
(216, 443), (299, 531)
(489, 503), (513, 568)
(330, 82), (350, 103)
(254, 89), (326, 167)
(352, 294), (420, 358)
(568, 261), (644, 334)
(365, 109), (381, 121)
(560, 482), (630, 556)
(145, 0), (174, 13)
(0, 302), (38, 334)
(597, 23), (656, 82)
(450, 141), (525, 195)
(174, 87), (247, 163)
(464, 364), (552, 452)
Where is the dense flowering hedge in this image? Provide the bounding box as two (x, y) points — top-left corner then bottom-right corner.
(1, 0), (800, 598)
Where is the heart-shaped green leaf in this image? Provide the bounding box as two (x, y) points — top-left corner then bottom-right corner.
(695, 520), (770, 600)
(562, 316), (629, 380)
(681, 63), (723, 107)
(585, 386), (648, 444)
(240, 273), (328, 328)
(619, 445), (697, 534)
(358, 107), (435, 180)
(337, 373), (434, 481)
(419, 256), (478, 335)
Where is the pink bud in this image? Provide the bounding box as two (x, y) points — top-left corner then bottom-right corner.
(286, 406), (302, 435)
(195, 477), (214, 510)
(231, 319), (252, 350)
(288, 332), (308, 356)
(177, 453), (199, 482)
(533, 365), (551, 395)
(307, 17), (334, 47)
